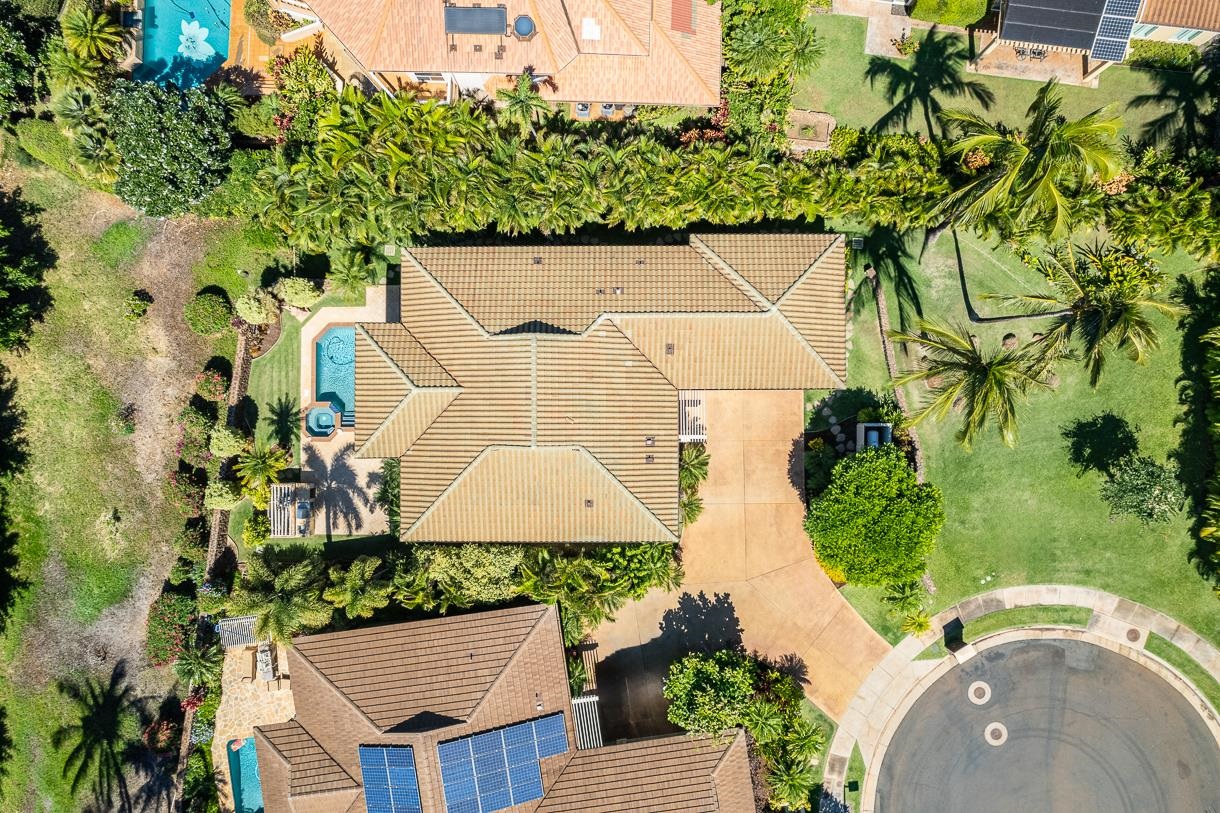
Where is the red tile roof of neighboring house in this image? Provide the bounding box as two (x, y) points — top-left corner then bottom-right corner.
(1139, 0), (1220, 31)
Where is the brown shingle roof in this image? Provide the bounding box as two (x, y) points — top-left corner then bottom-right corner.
(302, 0), (721, 106)
(257, 720), (359, 797)
(534, 731), (755, 813)
(292, 603), (553, 730)
(1139, 0), (1220, 31)
(355, 234), (846, 544)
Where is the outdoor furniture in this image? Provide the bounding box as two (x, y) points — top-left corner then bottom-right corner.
(1015, 46), (1029, 60)
(1031, 48), (1047, 61)
(256, 642), (277, 682)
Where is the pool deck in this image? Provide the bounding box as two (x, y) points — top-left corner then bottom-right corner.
(298, 287), (392, 538)
(222, 0), (280, 94)
(211, 644), (295, 813)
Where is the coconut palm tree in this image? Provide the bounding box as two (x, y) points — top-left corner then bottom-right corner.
(766, 754), (817, 810)
(226, 552), (333, 644)
(865, 28), (994, 137)
(234, 441), (290, 490)
(679, 443), (710, 491)
(173, 639), (223, 687)
(742, 699), (786, 744)
(53, 662), (147, 811)
(939, 79), (1122, 240)
(987, 243), (1185, 387)
(495, 72), (550, 138)
(323, 555), (393, 619)
(891, 320), (1052, 449)
(61, 7), (124, 61)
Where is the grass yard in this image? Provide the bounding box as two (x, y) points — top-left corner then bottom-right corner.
(1144, 633), (1220, 713)
(245, 313), (303, 460)
(834, 225), (1220, 646)
(795, 14), (1175, 138)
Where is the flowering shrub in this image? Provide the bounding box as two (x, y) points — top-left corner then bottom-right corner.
(184, 292), (233, 336)
(145, 592), (197, 665)
(180, 685), (208, 712)
(164, 471), (205, 517)
(143, 718), (180, 753)
(194, 370), (229, 401)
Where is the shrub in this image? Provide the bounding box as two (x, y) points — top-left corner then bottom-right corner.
(182, 746), (220, 811)
(203, 479), (243, 511)
(244, 0), (294, 44)
(909, 0), (988, 26)
(184, 292), (233, 335)
(411, 544), (525, 605)
(663, 649), (756, 735)
(174, 526), (208, 562)
(168, 557), (203, 587)
(1127, 39), (1201, 71)
(0, 16), (34, 119)
(108, 80), (231, 216)
(165, 471), (205, 517)
(209, 424), (248, 458)
(124, 290), (152, 320)
(193, 149), (274, 218)
(242, 512), (271, 548)
(272, 276), (322, 308)
(196, 581), (230, 616)
(176, 404), (214, 469)
(110, 401), (136, 434)
(269, 46), (337, 144)
(805, 445), (944, 586)
(194, 370), (230, 401)
(145, 591), (197, 666)
(14, 118), (91, 184)
(1100, 455), (1183, 524)
(235, 287), (279, 325)
(232, 96), (280, 138)
(805, 437), (838, 497)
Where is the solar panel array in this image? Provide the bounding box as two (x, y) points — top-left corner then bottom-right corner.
(1090, 0), (1140, 63)
(438, 714), (569, 813)
(359, 745), (423, 813)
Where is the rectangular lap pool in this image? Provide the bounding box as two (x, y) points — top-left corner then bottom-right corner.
(133, 0), (232, 88)
(315, 326), (356, 426)
(227, 737), (265, 813)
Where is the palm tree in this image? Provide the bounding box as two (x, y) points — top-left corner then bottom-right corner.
(900, 609), (932, 635)
(53, 662), (147, 811)
(883, 580), (925, 616)
(679, 489), (704, 527)
(728, 17), (785, 82)
(742, 699), (786, 744)
(61, 7), (124, 61)
(44, 41), (103, 90)
(865, 29), (994, 137)
(784, 717), (827, 761)
(323, 555), (393, 619)
(939, 79), (1123, 240)
(74, 129), (120, 183)
(226, 553), (334, 644)
(782, 18), (825, 83)
(496, 72), (549, 138)
(679, 443), (711, 491)
(328, 246), (381, 299)
(173, 639), (223, 687)
(234, 442), (290, 491)
(210, 82), (247, 117)
(766, 754), (817, 810)
(52, 87), (105, 137)
(891, 320), (1052, 449)
(987, 243), (1185, 387)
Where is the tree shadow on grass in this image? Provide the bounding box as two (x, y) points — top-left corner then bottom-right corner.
(0, 189), (56, 352)
(1061, 413), (1139, 477)
(865, 27), (995, 138)
(263, 394), (301, 451)
(1173, 272), (1220, 581)
(1127, 45), (1220, 153)
(849, 226), (924, 334)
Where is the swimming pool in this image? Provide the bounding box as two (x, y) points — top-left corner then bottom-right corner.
(315, 326), (355, 424)
(227, 738), (265, 813)
(133, 0), (231, 88)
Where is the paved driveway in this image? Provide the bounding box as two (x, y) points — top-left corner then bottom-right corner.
(592, 391), (891, 740)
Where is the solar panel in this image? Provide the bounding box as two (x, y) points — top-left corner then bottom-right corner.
(439, 715), (568, 813)
(1096, 16), (1134, 39)
(359, 746), (423, 813)
(1091, 37), (1129, 61)
(1101, 0), (1140, 17)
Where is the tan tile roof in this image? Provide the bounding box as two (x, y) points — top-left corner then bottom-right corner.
(292, 603), (553, 730)
(302, 0), (721, 105)
(256, 720), (359, 797)
(355, 234), (845, 544)
(534, 731), (755, 813)
(1139, 0), (1220, 30)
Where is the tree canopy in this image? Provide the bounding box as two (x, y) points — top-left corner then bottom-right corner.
(805, 445), (944, 585)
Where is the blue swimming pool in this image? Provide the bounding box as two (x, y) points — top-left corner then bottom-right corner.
(227, 738), (265, 813)
(133, 0), (231, 88)
(315, 326), (355, 423)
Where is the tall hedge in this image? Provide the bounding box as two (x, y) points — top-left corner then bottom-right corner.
(805, 445), (944, 586)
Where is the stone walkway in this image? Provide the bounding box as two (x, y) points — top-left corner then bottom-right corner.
(592, 392), (891, 741)
(822, 585), (1220, 811)
(211, 645), (296, 812)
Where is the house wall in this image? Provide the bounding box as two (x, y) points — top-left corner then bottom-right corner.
(1130, 23), (1219, 46)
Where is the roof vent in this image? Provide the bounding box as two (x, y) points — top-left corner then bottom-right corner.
(645, 454), (655, 464)
(665, 342), (675, 355)
(595, 287), (605, 295)
(634, 257), (646, 265)
(473, 43), (483, 51)
(613, 286), (624, 295)
(532, 256), (543, 265)
(584, 499), (594, 509)
(644, 436), (655, 446)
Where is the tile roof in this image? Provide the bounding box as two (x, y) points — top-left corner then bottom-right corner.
(254, 605), (755, 813)
(292, 603), (553, 730)
(301, 0), (722, 105)
(1139, 0), (1220, 30)
(534, 731), (755, 813)
(356, 234), (846, 544)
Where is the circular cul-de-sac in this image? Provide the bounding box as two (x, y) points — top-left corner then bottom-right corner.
(876, 639), (1220, 813)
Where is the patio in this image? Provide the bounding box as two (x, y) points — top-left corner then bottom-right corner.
(970, 32), (1100, 86)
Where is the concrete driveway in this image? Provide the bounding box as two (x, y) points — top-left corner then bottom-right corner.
(592, 391), (891, 740)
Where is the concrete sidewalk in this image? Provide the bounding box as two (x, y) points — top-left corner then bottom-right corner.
(591, 392), (891, 739)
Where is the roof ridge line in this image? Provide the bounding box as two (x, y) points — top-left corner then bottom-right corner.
(529, 0), (575, 71)
(649, 22), (716, 104)
(592, 0), (650, 55)
(570, 444), (680, 542)
(354, 386), (463, 459)
(290, 647), (387, 734)
(467, 603), (557, 720)
(401, 250), (494, 338)
(710, 728), (746, 776)
(401, 444), (498, 539)
(253, 725), (293, 768)
(356, 324), (415, 389)
(770, 306), (846, 389)
(688, 235), (771, 310)
(774, 234), (845, 308)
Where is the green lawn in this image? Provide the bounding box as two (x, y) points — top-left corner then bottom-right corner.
(844, 744), (866, 810)
(795, 14), (1175, 138)
(1144, 633), (1220, 713)
(245, 313), (303, 461)
(836, 227), (1220, 646)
